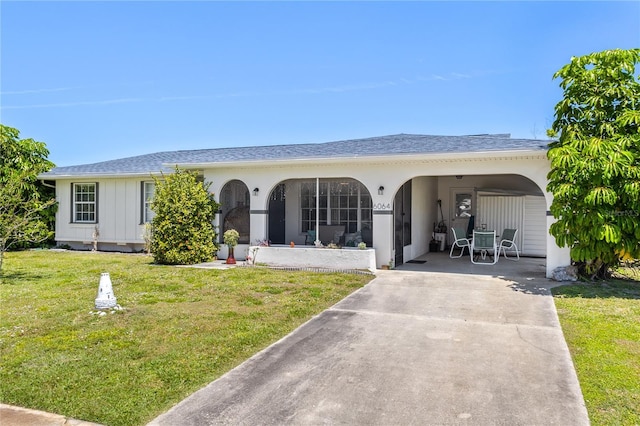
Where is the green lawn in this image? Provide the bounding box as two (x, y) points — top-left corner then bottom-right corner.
(0, 250), (372, 426)
(552, 277), (640, 426)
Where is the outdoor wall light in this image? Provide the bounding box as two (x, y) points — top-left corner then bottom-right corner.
(253, 188), (259, 196)
(378, 186), (385, 195)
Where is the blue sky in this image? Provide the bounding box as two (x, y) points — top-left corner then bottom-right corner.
(2, 1), (639, 167)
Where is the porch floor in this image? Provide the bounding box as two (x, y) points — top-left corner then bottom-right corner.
(397, 251), (546, 279)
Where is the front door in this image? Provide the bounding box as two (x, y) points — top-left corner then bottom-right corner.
(394, 181), (412, 266)
(268, 184), (286, 244)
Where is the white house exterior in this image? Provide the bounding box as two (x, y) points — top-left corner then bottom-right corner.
(39, 134), (570, 277)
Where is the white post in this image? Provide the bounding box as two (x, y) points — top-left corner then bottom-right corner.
(315, 178), (321, 245)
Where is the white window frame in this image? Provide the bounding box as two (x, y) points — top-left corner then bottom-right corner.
(300, 179), (372, 234)
(142, 181), (156, 223)
(72, 183), (97, 223)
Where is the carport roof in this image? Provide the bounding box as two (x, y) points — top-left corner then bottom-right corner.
(41, 133), (550, 178)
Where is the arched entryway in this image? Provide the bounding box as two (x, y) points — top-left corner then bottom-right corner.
(267, 178), (373, 246)
(391, 173), (547, 268)
(219, 180), (250, 244)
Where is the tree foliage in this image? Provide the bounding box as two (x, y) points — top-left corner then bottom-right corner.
(150, 168), (220, 265)
(0, 125), (57, 271)
(547, 49), (640, 279)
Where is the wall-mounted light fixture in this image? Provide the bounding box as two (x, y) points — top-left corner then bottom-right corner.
(253, 187), (259, 196)
(378, 186), (385, 195)
(456, 175), (463, 180)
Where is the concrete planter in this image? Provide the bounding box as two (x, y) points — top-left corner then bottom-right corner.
(248, 246), (376, 272)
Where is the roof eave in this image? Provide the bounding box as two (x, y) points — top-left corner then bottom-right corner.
(170, 149), (548, 169)
(37, 171), (168, 180)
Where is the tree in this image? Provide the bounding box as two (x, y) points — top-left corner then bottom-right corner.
(150, 168), (220, 265)
(546, 48), (640, 279)
(0, 125), (57, 271)
(0, 172), (56, 271)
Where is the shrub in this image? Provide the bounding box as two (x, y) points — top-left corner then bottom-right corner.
(150, 168), (220, 265)
(223, 229), (240, 247)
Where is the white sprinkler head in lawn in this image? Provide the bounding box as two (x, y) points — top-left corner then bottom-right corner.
(95, 272), (117, 309)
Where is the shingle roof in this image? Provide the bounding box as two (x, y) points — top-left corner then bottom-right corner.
(41, 133), (550, 178)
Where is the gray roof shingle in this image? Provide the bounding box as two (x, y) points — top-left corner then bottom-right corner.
(41, 133), (550, 178)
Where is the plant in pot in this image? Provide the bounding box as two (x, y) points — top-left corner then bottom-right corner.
(223, 229), (240, 264)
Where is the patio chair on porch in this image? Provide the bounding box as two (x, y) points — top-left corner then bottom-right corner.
(498, 228), (520, 260)
(449, 227), (470, 258)
(305, 230), (316, 245)
(471, 230), (498, 265)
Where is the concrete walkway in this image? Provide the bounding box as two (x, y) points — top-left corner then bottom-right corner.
(149, 270), (589, 425)
(0, 404), (102, 426)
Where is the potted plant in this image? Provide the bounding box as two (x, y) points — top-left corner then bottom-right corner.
(223, 229), (240, 264)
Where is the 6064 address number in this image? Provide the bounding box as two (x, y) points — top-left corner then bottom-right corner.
(373, 203), (392, 210)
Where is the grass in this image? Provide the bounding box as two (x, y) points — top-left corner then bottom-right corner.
(0, 250), (372, 425)
(552, 275), (640, 426)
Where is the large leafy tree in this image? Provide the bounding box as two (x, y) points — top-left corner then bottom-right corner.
(547, 48), (640, 279)
(150, 168), (220, 265)
(0, 125), (57, 271)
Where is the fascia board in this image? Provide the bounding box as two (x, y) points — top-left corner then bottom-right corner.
(169, 149), (548, 169)
(37, 171), (167, 180)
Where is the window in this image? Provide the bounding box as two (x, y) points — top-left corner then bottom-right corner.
(300, 179), (372, 234)
(455, 193), (473, 218)
(143, 182), (155, 223)
(301, 181), (326, 233)
(73, 183), (97, 223)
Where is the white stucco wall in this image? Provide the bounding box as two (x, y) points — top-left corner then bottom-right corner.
(407, 176), (438, 260)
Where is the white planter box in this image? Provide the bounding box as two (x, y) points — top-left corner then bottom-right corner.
(248, 246), (376, 271)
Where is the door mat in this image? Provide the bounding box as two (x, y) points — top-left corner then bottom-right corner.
(406, 260), (427, 264)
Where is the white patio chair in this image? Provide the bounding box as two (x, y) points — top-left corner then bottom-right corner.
(471, 230), (498, 265)
(449, 227), (470, 258)
(499, 228), (520, 260)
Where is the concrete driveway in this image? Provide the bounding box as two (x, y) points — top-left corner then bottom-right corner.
(149, 270), (589, 425)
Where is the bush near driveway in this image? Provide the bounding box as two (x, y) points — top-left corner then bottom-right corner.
(0, 250), (371, 426)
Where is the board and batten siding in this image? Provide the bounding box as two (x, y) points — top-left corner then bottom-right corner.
(55, 178), (147, 247)
(476, 194), (546, 257)
(523, 195), (547, 256)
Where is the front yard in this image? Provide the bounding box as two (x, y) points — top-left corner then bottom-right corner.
(0, 250), (371, 425)
(2, 251), (639, 425)
(552, 275), (640, 426)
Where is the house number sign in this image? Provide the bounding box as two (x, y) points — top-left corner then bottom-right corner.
(373, 203), (392, 210)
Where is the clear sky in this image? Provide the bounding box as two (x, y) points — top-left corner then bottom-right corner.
(1, 1), (639, 167)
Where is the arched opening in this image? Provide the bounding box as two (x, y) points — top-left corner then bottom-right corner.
(267, 178), (373, 246)
(219, 180), (250, 244)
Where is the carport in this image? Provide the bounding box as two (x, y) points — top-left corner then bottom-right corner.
(391, 173), (548, 272)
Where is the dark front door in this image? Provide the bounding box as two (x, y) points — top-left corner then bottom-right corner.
(394, 181), (412, 266)
(268, 184), (286, 244)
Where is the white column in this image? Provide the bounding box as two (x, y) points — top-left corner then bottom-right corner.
(315, 178), (320, 245)
(546, 215), (571, 278)
(372, 211), (394, 269)
(249, 192), (268, 245)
